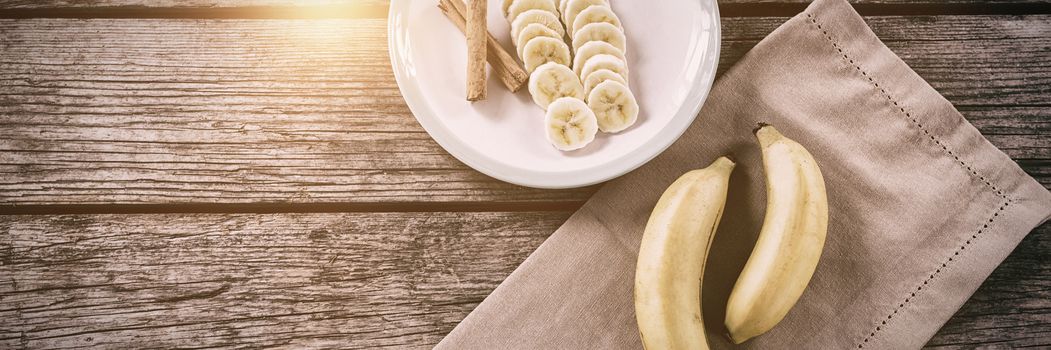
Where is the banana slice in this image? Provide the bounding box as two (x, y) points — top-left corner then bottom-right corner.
(511, 9), (565, 47)
(582, 68), (627, 96)
(579, 53), (629, 83)
(587, 80), (637, 133)
(506, 0), (558, 23)
(516, 23), (562, 60)
(572, 22), (626, 53)
(572, 40), (625, 78)
(502, 0), (515, 16)
(521, 36), (572, 73)
(545, 97), (598, 151)
(571, 5), (622, 37)
(529, 62), (585, 110)
(563, 0), (608, 29)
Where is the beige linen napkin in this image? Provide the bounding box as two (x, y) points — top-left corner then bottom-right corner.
(436, 0), (1051, 348)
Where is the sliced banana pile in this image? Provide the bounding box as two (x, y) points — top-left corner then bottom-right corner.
(566, 0), (637, 134)
(504, 0), (637, 151)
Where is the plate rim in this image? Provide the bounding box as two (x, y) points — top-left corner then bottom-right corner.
(387, 0), (721, 189)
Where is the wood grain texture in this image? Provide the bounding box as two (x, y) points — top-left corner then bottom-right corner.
(0, 0), (390, 9)
(0, 212), (570, 349)
(927, 223), (1051, 349)
(718, 15), (1051, 107)
(0, 18), (597, 205)
(0, 1), (391, 19)
(0, 214), (1046, 348)
(0, 15), (1048, 205)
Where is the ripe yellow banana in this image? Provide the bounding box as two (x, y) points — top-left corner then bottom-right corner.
(725, 124), (829, 344)
(634, 156), (735, 350)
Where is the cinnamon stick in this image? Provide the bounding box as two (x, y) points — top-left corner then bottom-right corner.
(465, 0), (487, 101)
(438, 0), (528, 92)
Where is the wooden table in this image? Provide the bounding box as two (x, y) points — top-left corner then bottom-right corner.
(0, 0), (1047, 348)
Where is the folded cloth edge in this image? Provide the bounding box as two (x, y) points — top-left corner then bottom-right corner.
(800, 0), (1051, 347)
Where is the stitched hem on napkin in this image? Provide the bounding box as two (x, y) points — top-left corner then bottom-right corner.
(801, 0), (1051, 348)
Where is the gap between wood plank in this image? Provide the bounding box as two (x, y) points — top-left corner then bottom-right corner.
(0, 201), (587, 215)
(0, 3), (1049, 19)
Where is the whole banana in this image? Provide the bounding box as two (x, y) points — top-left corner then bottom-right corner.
(635, 156), (735, 350)
(725, 124), (829, 344)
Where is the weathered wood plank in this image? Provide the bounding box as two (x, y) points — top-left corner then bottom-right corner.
(960, 106), (1051, 135)
(0, 16), (1047, 205)
(926, 223), (1051, 349)
(1018, 160), (1051, 187)
(0, 214), (1046, 348)
(0, 1), (391, 20)
(0, 18), (598, 205)
(717, 16), (1051, 107)
(0, 0), (391, 9)
(0, 212), (569, 349)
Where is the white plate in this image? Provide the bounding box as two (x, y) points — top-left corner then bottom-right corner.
(388, 0), (720, 189)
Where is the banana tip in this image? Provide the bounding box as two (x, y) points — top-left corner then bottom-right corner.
(753, 122), (772, 134)
(711, 156), (736, 170)
(726, 331), (748, 345)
